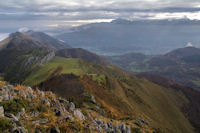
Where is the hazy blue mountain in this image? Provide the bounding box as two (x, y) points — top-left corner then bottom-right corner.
(107, 46), (200, 90)
(56, 19), (200, 55)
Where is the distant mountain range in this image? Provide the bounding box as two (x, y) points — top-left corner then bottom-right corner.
(56, 18), (200, 55)
(0, 30), (199, 132)
(107, 46), (200, 90)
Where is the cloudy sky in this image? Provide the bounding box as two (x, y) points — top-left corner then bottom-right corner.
(0, 0), (200, 37)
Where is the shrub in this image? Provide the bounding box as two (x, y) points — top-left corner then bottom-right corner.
(37, 104), (48, 113)
(131, 128), (141, 133)
(81, 126), (91, 133)
(68, 121), (81, 132)
(0, 118), (13, 131)
(82, 93), (93, 103)
(0, 98), (29, 115)
(59, 121), (82, 132)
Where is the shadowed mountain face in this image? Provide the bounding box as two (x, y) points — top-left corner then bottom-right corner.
(107, 47), (200, 90)
(137, 73), (200, 132)
(0, 32), (42, 50)
(0, 31), (71, 51)
(56, 48), (110, 66)
(56, 19), (200, 55)
(25, 30), (71, 50)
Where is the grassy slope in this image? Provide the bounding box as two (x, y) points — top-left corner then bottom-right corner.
(82, 75), (193, 133)
(24, 56), (195, 133)
(24, 57), (84, 86)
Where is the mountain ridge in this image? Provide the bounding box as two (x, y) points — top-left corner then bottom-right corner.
(56, 19), (200, 55)
(25, 30), (71, 50)
(0, 31), (199, 132)
(107, 46), (200, 90)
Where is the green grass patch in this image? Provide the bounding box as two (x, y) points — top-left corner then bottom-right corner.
(88, 74), (106, 84)
(24, 57), (85, 86)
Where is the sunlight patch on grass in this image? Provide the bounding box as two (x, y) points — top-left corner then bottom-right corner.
(24, 57), (84, 86)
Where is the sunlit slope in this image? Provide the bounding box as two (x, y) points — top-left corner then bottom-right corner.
(24, 56), (194, 133)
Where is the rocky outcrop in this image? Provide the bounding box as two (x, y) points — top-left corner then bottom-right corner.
(73, 109), (85, 120)
(0, 81), (152, 133)
(40, 51), (55, 64)
(0, 106), (4, 117)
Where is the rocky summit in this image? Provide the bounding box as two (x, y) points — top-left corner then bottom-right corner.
(0, 81), (153, 133)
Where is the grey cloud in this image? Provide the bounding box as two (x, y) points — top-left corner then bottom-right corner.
(1, 0), (200, 33)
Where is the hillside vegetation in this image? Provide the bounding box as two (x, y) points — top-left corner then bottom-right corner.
(22, 56), (195, 133)
(0, 31), (198, 133)
(1, 81), (147, 133)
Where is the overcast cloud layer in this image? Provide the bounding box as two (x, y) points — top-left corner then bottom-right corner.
(1, 0), (200, 34)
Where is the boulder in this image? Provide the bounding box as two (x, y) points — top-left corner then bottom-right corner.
(1, 85), (13, 92)
(107, 122), (113, 129)
(91, 95), (96, 104)
(46, 101), (51, 107)
(7, 85), (14, 92)
(55, 101), (62, 110)
(94, 125), (100, 132)
(1, 92), (9, 100)
(25, 87), (33, 94)
(65, 114), (74, 121)
(33, 118), (48, 124)
(114, 124), (119, 132)
(16, 108), (25, 119)
(126, 126), (131, 133)
(102, 123), (108, 130)
(55, 109), (63, 116)
(12, 126), (27, 133)
(96, 118), (104, 125)
(73, 109), (85, 120)
(39, 118), (48, 124)
(119, 122), (126, 133)
(40, 98), (48, 104)
(58, 98), (69, 105)
(18, 90), (26, 99)
(5, 113), (19, 121)
(0, 106), (4, 117)
(51, 98), (57, 105)
(69, 102), (75, 112)
(30, 111), (39, 117)
(37, 90), (44, 97)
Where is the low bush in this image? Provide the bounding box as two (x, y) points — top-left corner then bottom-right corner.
(0, 98), (29, 115)
(131, 128), (141, 133)
(0, 118), (13, 131)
